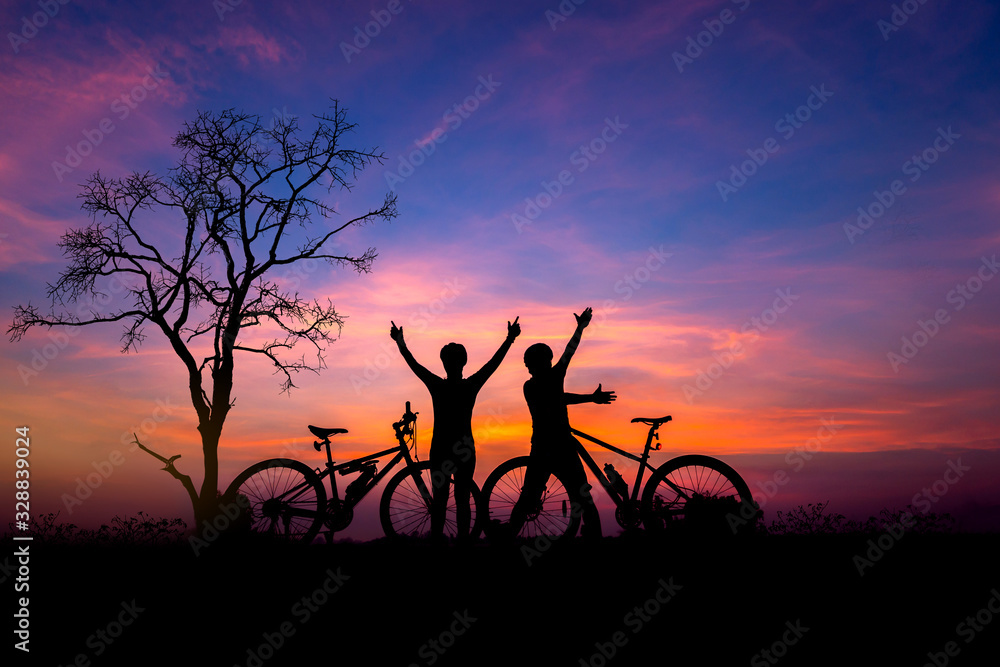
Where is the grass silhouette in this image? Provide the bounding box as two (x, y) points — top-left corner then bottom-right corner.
(764, 501), (956, 535)
(6, 501), (961, 546)
(7, 511), (186, 545)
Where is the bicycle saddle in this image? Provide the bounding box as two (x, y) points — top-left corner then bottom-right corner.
(308, 425), (348, 439)
(630, 415), (672, 426)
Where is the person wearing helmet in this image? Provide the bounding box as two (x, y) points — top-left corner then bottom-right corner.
(509, 307), (615, 540)
(390, 316), (520, 542)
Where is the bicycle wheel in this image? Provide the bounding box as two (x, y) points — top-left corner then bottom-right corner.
(379, 461), (483, 539)
(225, 458), (326, 543)
(640, 455), (755, 534)
(480, 456), (580, 540)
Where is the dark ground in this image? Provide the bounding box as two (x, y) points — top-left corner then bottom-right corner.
(8, 530), (1000, 666)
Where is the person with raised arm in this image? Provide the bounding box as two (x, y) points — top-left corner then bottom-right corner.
(390, 317), (520, 542)
(508, 307), (616, 540)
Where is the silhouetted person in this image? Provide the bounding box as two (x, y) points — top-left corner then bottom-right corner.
(390, 317), (520, 542)
(508, 307), (615, 539)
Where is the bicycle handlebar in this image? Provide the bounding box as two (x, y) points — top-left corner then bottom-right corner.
(393, 401), (419, 451)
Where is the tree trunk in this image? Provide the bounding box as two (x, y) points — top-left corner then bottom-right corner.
(194, 350), (233, 531)
(195, 422), (222, 528)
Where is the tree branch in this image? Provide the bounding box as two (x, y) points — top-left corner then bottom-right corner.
(132, 434), (200, 510)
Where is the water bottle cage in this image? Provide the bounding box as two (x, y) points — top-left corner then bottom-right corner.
(345, 465), (377, 500)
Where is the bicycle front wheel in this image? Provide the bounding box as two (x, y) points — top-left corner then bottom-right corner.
(379, 461), (482, 539)
(640, 455), (755, 534)
(225, 459), (326, 543)
(481, 456), (580, 540)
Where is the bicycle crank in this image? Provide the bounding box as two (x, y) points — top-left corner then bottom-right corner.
(615, 500), (642, 530)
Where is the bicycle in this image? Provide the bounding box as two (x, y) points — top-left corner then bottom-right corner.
(480, 414), (757, 539)
(224, 402), (483, 543)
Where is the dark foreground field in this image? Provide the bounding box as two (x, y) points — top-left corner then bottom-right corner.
(10, 530), (1000, 666)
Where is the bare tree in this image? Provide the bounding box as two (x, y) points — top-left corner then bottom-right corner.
(9, 101), (397, 529)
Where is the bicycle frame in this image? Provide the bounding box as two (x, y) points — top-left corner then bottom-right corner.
(570, 424), (661, 507)
(319, 443), (416, 512)
(313, 411), (430, 516)
(251, 444), (414, 529)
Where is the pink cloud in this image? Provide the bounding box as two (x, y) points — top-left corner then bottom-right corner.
(209, 25), (296, 66)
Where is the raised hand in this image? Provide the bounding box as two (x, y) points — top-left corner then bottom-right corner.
(593, 383), (616, 404)
(390, 320), (404, 343)
(575, 307), (593, 329)
(507, 316), (521, 340)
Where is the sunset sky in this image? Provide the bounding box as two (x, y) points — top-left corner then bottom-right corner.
(2, 0), (999, 539)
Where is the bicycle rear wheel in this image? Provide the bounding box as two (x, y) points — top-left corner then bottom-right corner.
(380, 461), (482, 539)
(481, 456), (580, 540)
(225, 459), (326, 543)
(640, 455), (755, 534)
